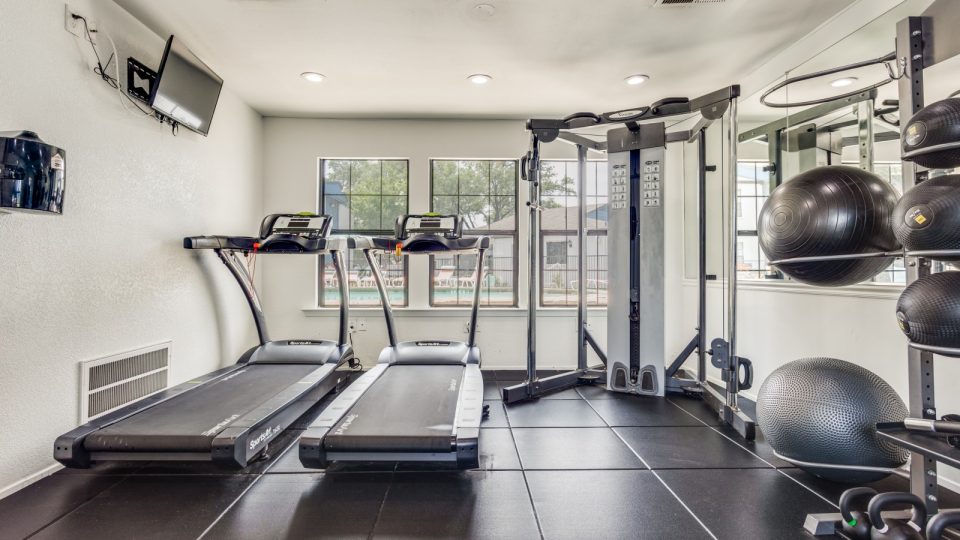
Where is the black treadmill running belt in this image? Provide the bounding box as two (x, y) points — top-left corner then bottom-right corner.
(84, 364), (318, 452)
(324, 365), (463, 453)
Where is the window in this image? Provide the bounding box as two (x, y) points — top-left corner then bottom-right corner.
(430, 160), (518, 306)
(318, 159), (409, 307)
(538, 160), (608, 307)
(859, 161), (905, 284)
(736, 160), (906, 284)
(735, 161), (772, 280)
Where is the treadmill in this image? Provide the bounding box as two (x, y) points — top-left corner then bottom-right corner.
(300, 214), (489, 469)
(55, 214), (354, 468)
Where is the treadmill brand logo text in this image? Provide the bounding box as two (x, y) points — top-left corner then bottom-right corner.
(249, 425), (281, 450)
(201, 414), (240, 437)
(334, 414), (359, 435)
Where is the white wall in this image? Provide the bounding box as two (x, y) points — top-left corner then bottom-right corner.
(0, 0), (264, 495)
(260, 118), (689, 372)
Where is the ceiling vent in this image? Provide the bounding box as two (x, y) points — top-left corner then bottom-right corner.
(652, 0), (726, 6)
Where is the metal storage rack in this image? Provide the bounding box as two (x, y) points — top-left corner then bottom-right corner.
(755, 4), (960, 533)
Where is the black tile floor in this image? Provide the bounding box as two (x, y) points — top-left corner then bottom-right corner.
(4, 369), (960, 540)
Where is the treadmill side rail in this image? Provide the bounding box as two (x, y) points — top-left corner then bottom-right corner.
(212, 362), (345, 467)
(454, 362), (484, 469)
(55, 342), (350, 469)
(299, 364), (389, 469)
(54, 363), (241, 468)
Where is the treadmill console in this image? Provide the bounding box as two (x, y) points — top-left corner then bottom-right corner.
(258, 213), (332, 253)
(262, 214), (331, 239)
(396, 214), (462, 240)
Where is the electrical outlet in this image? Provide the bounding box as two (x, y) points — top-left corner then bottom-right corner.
(465, 322), (479, 334)
(64, 4), (94, 41)
(348, 319), (367, 333)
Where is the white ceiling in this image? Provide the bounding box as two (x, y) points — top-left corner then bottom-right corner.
(113, 0), (860, 119)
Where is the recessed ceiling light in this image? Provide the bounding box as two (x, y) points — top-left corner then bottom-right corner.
(468, 74), (492, 85)
(830, 77), (858, 88)
(624, 74), (649, 86)
(300, 72), (325, 83)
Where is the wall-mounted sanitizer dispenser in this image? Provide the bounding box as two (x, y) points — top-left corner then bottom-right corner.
(1, 131), (65, 214)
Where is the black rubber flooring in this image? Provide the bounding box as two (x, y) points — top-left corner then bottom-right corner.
(3, 369), (960, 540)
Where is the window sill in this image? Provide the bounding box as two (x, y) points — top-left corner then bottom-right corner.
(302, 307), (609, 318)
(682, 278), (903, 300)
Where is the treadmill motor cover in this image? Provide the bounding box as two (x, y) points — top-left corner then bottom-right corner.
(1, 131), (65, 214)
(324, 365), (464, 453)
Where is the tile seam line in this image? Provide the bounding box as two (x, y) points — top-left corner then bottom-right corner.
(666, 398), (840, 510)
(583, 397), (719, 540)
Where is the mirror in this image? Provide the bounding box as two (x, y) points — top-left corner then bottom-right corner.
(683, 1), (921, 283)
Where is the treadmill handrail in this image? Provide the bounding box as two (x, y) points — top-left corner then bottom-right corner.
(350, 235), (490, 254)
(357, 234), (489, 348)
(184, 235), (347, 254)
(184, 235), (350, 347)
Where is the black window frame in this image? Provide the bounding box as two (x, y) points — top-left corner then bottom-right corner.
(428, 159), (520, 308)
(317, 158), (410, 308)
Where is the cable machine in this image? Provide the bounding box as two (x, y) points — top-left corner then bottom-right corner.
(502, 86), (756, 441)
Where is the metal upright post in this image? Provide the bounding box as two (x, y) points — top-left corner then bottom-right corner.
(697, 131), (708, 382)
(526, 156), (540, 388)
(857, 99), (875, 172)
(577, 144), (589, 370)
(332, 250), (350, 346)
(726, 98), (740, 409)
(897, 15), (939, 514)
(364, 249), (398, 347)
(219, 250), (269, 346)
(468, 246), (486, 349)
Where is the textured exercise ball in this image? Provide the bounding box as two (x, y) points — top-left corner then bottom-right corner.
(758, 166), (900, 286)
(757, 358), (908, 483)
(892, 174), (960, 264)
(896, 272), (960, 349)
(902, 98), (960, 169)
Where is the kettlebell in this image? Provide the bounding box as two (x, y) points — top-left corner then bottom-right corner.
(867, 492), (927, 539)
(927, 509), (960, 540)
(840, 487), (878, 539)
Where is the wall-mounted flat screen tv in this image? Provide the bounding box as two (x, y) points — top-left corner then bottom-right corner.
(149, 36), (223, 136)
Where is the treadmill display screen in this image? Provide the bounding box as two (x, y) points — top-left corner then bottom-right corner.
(406, 216), (455, 233)
(271, 216), (329, 236)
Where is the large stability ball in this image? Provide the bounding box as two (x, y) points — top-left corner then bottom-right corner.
(757, 358), (908, 483)
(892, 174), (960, 264)
(902, 98), (960, 169)
(896, 272), (960, 348)
(758, 165), (900, 286)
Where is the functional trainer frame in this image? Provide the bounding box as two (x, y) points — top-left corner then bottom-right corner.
(502, 86), (757, 439)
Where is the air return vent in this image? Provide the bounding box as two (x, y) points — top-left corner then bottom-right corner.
(80, 342), (170, 421)
(652, 0), (726, 6)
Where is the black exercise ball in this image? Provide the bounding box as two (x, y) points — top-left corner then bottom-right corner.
(902, 98), (960, 169)
(892, 174), (960, 264)
(757, 358), (908, 483)
(758, 165), (900, 286)
(896, 272), (960, 349)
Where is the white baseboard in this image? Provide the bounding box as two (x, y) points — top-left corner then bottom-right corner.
(0, 463), (63, 501)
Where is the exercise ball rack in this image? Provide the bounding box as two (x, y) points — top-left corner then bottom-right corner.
(800, 1), (960, 535)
